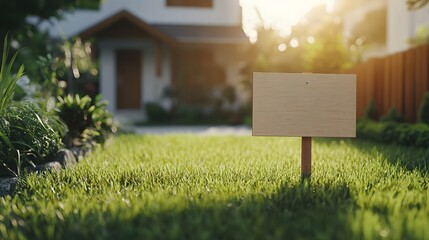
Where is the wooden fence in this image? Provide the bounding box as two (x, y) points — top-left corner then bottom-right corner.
(353, 45), (429, 122)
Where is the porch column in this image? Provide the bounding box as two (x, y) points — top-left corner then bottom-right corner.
(99, 46), (116, 113)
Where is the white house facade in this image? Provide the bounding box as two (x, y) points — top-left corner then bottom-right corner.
(42, 0), (248, 116)
(339, 0), (429, 58)
(388, 0), (429, 54)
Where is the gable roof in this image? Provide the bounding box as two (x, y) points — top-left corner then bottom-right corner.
(79, 10), (177, 46)
(78, 10), (247, 45)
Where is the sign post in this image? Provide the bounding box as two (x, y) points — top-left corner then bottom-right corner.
(301, 137), (312, 178)
(252, 73), (356, 178)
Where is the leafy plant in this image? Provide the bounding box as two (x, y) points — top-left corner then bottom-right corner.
(56, 94), (114, 146)
(175, 104), (204, 124)
(408, 0), (429, 10)
(145, 102), (169, 123)
(0, 102), (65, 177)
(357, 119), (429, 147)
(0, 35), (24, 112)
(418, 92), (429, 124)
(363, 100), (377, 120)
(244, 115), (252, 127)
(380, 107), (405, 123)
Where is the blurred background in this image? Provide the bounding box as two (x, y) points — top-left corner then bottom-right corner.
(1, 0), (428, 126)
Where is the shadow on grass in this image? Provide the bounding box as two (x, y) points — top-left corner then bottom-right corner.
(19, 181), (355, 240)
(315, 138), (429, 174)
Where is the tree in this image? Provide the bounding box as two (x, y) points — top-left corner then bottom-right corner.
(0, 0), (102, 97)
(240, 4), (352, 95)
(348, 8), (387, 47)
(0, 0), (102, 39)
(408, 0), (429, 10)
(296, 5), (352, 73)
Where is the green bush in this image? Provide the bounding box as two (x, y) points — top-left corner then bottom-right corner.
(145, 102), (169, 123)
(0, 102), (65, 177)
(415, 124), (429, 147)
(175, 104), (204, 124)
(244, 116), (252, 127)
(418, 92), (429, 124)
(57, 94), (114, 146)
(363, 100), (377, 120)
(356, 119), (384, 141)
(357, 119), (429, 147)
(380, 107), (405, 123)
(0, 37), (66, 177)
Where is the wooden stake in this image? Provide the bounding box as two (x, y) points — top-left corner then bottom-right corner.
(301, 137), (312, 178)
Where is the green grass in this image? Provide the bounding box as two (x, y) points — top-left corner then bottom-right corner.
(1, 135), (428, 240)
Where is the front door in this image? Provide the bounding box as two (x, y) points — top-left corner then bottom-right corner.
(116, 50), (142, 109)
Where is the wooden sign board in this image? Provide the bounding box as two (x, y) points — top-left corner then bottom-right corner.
(252, 73), (356, 137)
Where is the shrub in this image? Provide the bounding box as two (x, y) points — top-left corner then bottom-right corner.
(145, 102), (169, 123)
(415, 124), (429, 147)
(380, 107), (405, 123)
(357, 119), (429, 147)
(0, 102), (65, 177)
(175, 104), (204, 124)
(0, 37), (65, 177)
(397, 124), (415, 146)
(418, 92), (429, 124)
(363, 100), (377, 120)
(222, 85), (236, 104)
(0, 35), (24, 112)
(244, 116), (252, 127)
(356, 119), (384, 141)
(57, 94), (114, 146)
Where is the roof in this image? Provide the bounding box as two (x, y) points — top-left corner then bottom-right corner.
(78, 10), (247, 45)
(79, 10), (177, 46)
(153, 24), (248, 44)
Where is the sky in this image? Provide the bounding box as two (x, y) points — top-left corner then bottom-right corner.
(240, 0), (334, 42)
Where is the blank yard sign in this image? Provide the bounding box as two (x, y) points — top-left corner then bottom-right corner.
(252, 72), (356, 178)
(253, 72), (356, 138)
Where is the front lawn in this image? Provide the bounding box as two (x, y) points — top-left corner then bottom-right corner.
(1, 135), (428, 239)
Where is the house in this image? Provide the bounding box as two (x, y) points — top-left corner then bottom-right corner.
(338, 0), (429, 58)
(388, 0), (429, 53)
(41, 0), (249, 118)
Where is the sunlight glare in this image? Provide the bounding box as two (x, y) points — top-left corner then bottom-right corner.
(290, 38), (299, 48)
(307, 36), (316, 44)
(278, 43), (287, 52)
(240, 0), (335, 41)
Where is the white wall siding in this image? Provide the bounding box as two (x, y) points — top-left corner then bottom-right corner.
(99, 47), (116, 113)
(388, 0), (429, 54)
(387, 0), (411, 53)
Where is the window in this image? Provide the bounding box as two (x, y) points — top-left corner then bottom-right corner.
(166, 0), (213, 8)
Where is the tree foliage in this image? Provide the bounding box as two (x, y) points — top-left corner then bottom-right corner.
(240, 5), (352, 95)
(0, 0), (102, 38)
(246, 5), (352, 74)
(0, 1), (101, 98)
(408, 0), (429, 10)
(334, 0), (373, 12)
(348, 8), (387, 47)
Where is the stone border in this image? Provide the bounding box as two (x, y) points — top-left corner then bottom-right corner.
(0, 145), (93, 197)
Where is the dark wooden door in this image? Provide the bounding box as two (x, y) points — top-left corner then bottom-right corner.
(116, 50), (142, 109)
